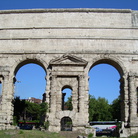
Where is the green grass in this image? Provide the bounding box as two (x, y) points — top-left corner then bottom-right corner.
(1, 129), (138, 138)
(0, 129), (65, 138)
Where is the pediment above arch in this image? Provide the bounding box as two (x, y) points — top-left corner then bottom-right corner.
(50, 54), (88, 67)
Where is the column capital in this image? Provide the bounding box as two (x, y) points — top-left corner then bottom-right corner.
(129, 72), (136, 78)
(78, 75), (84, 78)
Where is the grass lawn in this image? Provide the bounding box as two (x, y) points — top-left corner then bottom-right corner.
(1, 129), (138, 138)
(0, 129), (65, 138)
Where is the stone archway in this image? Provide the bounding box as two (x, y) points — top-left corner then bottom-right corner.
(88, 58), (128, 125)
(61, 117), (72, 131)
(0, 8), (138, 137)
(48, 54), (88, 132)
(61, 86), (73, 111)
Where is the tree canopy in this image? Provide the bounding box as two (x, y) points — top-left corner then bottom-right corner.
(110, 96), (121, 121)
(13, 96), (48, 124)
(13, 95), (121, 125)
(64, 96), (73, 110)
(89, 95), (121, 121)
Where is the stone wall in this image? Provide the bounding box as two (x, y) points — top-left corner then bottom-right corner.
(0, 8), (138, 137)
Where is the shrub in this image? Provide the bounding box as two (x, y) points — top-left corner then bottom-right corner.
(13, 116), (17, 126)
(44, 121), (49, 130)
(88, 133), (93, 138)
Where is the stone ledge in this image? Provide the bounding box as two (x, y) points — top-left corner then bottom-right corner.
(0, 8), (132, 14)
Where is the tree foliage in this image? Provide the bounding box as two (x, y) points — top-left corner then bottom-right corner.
(89, 95), (97, 121)
(13, 96), (27, 122)
(13, 97), (48, 123)
(89, 95), (121, 121)
(64, 97), (73, 110)
(25, 101), (40, 120)
(13, 95), (121, 124)
(110, 96), (121, 121)
(39, 102), (48, 116)
(89, 95), (112, 121)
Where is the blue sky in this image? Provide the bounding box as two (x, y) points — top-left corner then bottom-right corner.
(14, 63), (120, 104)
(0, 0), (138, 10)
(15, 64), (46, 100)
(89, 64), (120, 104)
(0, 0), (137, 104)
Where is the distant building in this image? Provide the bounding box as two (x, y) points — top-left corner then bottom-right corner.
(26, 97), (42, 104)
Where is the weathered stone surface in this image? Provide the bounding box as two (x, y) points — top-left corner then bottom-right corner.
(132, 11), (138, 27)
(0, 8), (138, 137)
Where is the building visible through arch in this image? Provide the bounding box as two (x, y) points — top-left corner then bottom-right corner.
(0, 8), (138, 137)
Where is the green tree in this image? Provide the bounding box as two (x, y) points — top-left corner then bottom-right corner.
(39, 102), (48, 125)
(110, 96), (121, 121)
(89, 95), (112, 121)
(39, 102), (48, 116)
(96, 97), (112, 121)
(89, 95), (97, 121)
(13, 97), (48, 123)
(64, 97), (73, 110)
(25, 101), (40, 120)
(25, 101), (48, 121)
(13, 96), (26, 124)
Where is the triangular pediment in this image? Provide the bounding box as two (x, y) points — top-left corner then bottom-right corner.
(50, 54), (87, 66)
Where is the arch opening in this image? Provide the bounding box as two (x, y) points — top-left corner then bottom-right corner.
(61, 117), (72, 131)
(91, 59), (124, 77)
(62, 86), (73, 111)
(13, 60), (46, 124)
(89, 60), (123, 122)
(14, 59), (46, 76)
(14, 63), (46, 99)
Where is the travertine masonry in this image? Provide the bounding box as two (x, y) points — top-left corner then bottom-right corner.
(0, 8), (138, 137)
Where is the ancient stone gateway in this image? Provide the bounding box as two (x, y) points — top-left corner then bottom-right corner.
(0, 8), (138, 137)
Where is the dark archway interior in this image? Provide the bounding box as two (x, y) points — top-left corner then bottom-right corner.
(61, 117), (72, 131)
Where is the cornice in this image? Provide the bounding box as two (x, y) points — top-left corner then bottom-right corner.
(0, 8), (132, 14)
